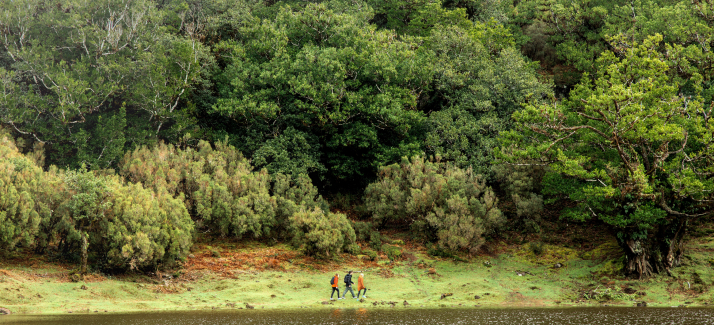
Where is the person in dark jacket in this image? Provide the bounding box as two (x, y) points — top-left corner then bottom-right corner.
(342, 271), (357, 299)
(331, 273), (342, 300)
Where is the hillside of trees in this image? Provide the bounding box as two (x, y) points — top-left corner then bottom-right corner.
(2, 0), (714, 279)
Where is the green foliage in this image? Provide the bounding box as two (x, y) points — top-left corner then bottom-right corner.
(498, 35), (714, 276)
(0, 133), (44, 250)
(55, 167), (194, 271)
(288, 207), (356, 258)
(362, 249), (378, 261)
(380, 243), (403, 260)
(101, 181), (194, 270)
(121, 140), (276, 238)
(367, 0), (472, 36)
(493, 164), (544, 232)
(351, 221), (374, 242)
(0, 0), (210, 168)
(120, 140), (355, 258)
(369, 230), (383, 250)
(365, 156), (503, 254)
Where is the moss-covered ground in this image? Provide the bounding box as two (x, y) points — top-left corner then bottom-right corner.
(1, 221), (713, 315)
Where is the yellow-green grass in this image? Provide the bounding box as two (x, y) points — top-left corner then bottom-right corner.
(1, 237), (713, 315)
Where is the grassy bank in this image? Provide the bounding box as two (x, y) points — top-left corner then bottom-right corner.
(1, 229), (713, 315)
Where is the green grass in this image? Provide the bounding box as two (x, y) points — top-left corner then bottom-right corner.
(1, 236), (713, 314)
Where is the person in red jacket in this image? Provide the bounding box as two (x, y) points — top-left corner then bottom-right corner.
(330, 273), (342, 300)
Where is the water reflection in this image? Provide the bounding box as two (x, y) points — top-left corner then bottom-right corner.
(1, 307), (713, 325)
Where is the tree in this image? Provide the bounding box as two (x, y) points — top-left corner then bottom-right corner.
(0, 0), (209, 168)
(60, 168), (114, 274)
(0, 132), (44, 251)
(497, 35), (714, 278)
(364, 156), (503, 253)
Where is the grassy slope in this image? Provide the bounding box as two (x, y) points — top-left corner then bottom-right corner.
(0, 226), (713, 315)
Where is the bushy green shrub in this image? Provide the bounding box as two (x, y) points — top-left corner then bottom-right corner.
(120, 140), (356, 259)
(55, 168), (194, 272)
(369, 231), (383, 250)
(365, 156), (504, 254)
(362, 249), (378, 261)
(381, 244), (403, 261)
(0, 134), (45, 250)
(345, 243), (361, 255)
(351, 221), (376, 242)
(288, 207), (356, 258)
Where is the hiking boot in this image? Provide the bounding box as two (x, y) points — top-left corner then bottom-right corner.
(330, 298), (335, 301)
(338, 297), (344, 300)
(362, 296), (367, 298)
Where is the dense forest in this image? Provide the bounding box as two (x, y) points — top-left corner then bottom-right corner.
(1, 0), (714, 279)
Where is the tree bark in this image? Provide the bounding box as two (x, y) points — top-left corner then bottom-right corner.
(80, 232), (88, 275)
(619, 218), (688, 279)
(620, 238), (653, 279)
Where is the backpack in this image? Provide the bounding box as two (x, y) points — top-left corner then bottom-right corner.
(330, 277), (335, 285)
(344, 274), (350, 284)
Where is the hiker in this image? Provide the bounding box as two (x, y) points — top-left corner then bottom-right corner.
(343, 271), (357, 299)
(357, 273), (367, 298)
(330, 273), (342, 300)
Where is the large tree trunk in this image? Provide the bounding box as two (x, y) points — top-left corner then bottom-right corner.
(621, 239), (653, 279)
(619, 218), (688, 279)
(80, 232), (88, 275)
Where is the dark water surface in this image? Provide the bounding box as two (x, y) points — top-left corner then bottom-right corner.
(1, 307), (713, 325)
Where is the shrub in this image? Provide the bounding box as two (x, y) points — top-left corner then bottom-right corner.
(351, 221), (374, 242)
(0, 134), (45, 250)
(345, 243), (361, 255)
(369, 231), (383, 250)
(362, 249), (378, 261)
(365, 156), (504, 254)
(381, 244), (403, 261)
(288, 207), (356, 258)
(55, 168), (194, 272)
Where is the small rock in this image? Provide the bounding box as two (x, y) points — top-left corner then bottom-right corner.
(403, 300), (409, 307)
(188, 254), (195, 259)
(80, 285), (88, 290)
(0, 307), (11, 315)
(554, 263), (563, 268)
(474, 295), (481, 300)
(245, 303), (254, 309)
(636, 301), (647, 307)
(270, 294), (276, 298)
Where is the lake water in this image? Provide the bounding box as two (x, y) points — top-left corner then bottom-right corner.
(1, 307), (713, 324)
